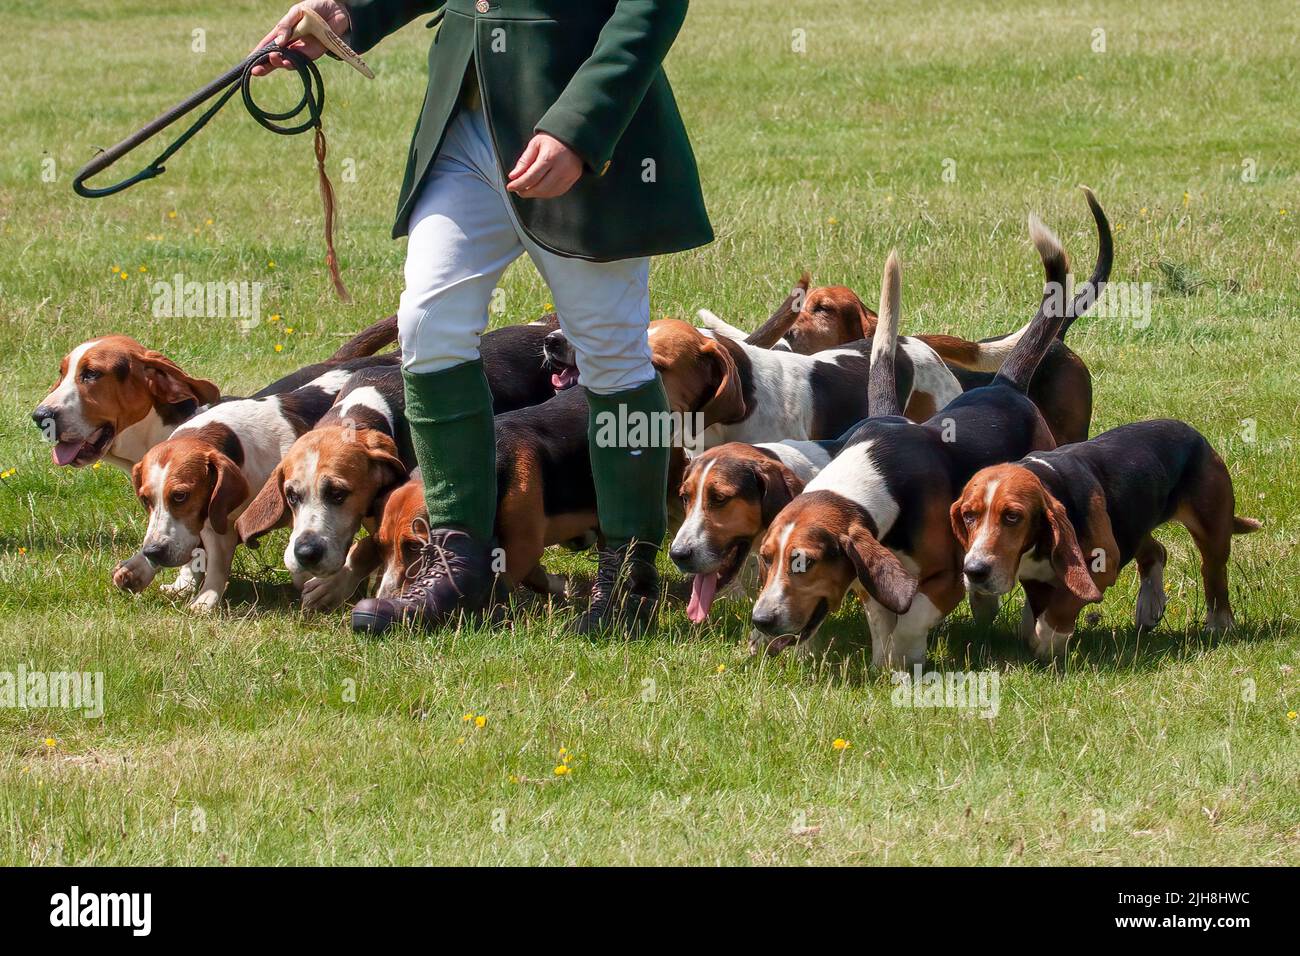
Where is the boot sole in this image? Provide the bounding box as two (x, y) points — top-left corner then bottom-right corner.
(351, 607), (395, 636)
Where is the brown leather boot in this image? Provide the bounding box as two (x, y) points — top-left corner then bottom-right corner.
(352, 527), (496, 635)
(575, 541), (661, 638)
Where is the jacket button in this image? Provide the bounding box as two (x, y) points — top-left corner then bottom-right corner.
(475, 0), (489, 11)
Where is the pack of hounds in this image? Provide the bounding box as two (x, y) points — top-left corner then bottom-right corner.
(31, 188), (1260, 667)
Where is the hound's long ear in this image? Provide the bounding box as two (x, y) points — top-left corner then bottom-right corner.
(698, 337), (748, 427)
(362, 431), (410, 517)
(205, 452), (250, 537)
(138, 350), (221, 407)
(1040, 491), (1102, 603)
(840, 523), (917, 614)
(754, 459), (801, 526)
(235, 463), (288, 546)
(949, 497), (972, 552)
(131, 460), (145, 497)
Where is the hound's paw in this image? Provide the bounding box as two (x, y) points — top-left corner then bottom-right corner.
(1204, 607), (1235, 634)
(160, 570), (199, 596)
(187, 591), (221, 613)
(301, 572), (357, 612)
(1134, 583), (1167, 630)
(112, 556), (154, 593)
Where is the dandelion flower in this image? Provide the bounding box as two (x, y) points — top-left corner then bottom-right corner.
(274, 344), (284, 353)
(92, 461), (102, 470)
(832, 738), (850, 751)
(268, 260), (277, 269)
(1289, 711), (1297, 721)
(138, 266), (147, 273)
(167, 210), (177, 219)
(44, 737), (56, 748)
(827, 216), (839, 225)
(462, 713), (473, 723)
(553, 764), (570, 776)
(205, 218), (214, 225)
(475, 715), (486, 728)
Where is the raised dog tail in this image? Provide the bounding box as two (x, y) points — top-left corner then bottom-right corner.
(1058, 185), (1112, 340)
(867, 251), (903, 418)
(328, 314), (399, 362)
(992, 216), (1070, 393)
(1232, 516), (1263, 534)
(929, 186), (1112, 371)
(743, 273), (811, 348)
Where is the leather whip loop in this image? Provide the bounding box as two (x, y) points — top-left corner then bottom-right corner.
(73, 44), (351, 302)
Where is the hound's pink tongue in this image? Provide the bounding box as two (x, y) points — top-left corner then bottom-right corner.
(52, 441), (85, 466)
(551, 366), (579, 390)
(686, 572), (720, 624)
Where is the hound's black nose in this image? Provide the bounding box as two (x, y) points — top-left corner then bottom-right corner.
(294, 535), (327, 567)
(963, 559), (992, 584)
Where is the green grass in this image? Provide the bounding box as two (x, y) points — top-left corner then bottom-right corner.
(2, 0), (1298, 865)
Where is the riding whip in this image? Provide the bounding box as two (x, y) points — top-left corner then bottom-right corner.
(72, 9), (372, 302)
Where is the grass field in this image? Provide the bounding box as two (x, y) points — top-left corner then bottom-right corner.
(2, 0), (1298, 865)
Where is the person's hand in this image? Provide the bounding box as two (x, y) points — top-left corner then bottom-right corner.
(507, 134), (584, 199)
(251, 1), (352, 76)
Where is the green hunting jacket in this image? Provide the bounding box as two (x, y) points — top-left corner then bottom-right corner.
(342, 0), (713, 260)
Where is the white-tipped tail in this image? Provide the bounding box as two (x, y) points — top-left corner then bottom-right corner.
(1028, 214), (1067, 274)
(696, 308), (749, 341)
(871, 250), (902, 368)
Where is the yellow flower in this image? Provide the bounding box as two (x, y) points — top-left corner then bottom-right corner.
(119, 272), (128, 281)
(268, 260), (277, 268)
(110, 264), (119, 272)
(274, 344), (284, 353)
(138, 265), (147, 273)
(462, 713), (473, 723)
(1280, 209), (1289, 217)
(269, 314), (281, 322)
(167, 210), (177, 219)
(1183, 192), (1190, 207)
(716, 663), (726, 673)
(1140, 207), (1148, 216)
(558, 746), (567, 755)
(285, 327), (294, 335)
(475, 715), (486, 728)
(832, 738), (850, 751)
(205, 218), (214, 225)
(508, 774), (519, 784)
(92, 461), (102, 470)
(44, 737), (56, 748)
(544, 303), (553, 311)
(18, 547), (27, 555)
(456, 736), (466, 745)
(20, 767), (29, 774)
(1288, 711), (1297, 721)
(553, 764), (570, 776)
(827, 216), (839, 225)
